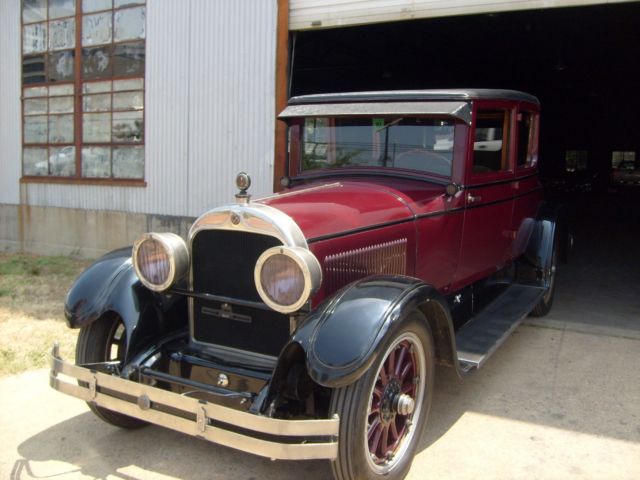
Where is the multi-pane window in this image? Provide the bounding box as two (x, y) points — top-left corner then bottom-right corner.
(565, 150), (588, 172)
(611, 151), (635, 169)
(21, 0), (146, 181)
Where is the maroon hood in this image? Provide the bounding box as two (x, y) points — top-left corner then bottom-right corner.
(258, 178), (446, 241)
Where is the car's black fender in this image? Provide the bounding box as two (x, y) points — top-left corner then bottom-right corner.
(284, 275), (456, 389)
(519, 202), (571, 286)
(64, 247), (186, 361)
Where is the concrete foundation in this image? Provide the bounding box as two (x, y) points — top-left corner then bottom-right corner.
(0, 203), (194, 259)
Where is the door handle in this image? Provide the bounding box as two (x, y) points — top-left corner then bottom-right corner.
(467, 193), (482, 203)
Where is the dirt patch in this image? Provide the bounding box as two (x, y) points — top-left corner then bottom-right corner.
(0, 253), (90, 375)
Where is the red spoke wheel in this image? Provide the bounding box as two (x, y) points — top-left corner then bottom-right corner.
(330, 312), (434, 480)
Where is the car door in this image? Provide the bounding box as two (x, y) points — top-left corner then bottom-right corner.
(511, 107), (544, 258)
(455, 103), (516, 288)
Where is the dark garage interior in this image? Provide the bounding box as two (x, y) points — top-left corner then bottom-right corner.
(290, 2), (640, 333)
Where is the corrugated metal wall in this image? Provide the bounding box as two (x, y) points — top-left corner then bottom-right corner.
(289, 0), (634, 30)
(6, 0), (277, 218)
(0, 0), (22, 206)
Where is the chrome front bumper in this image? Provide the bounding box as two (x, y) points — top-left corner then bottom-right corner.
(50, 345), (339, 460)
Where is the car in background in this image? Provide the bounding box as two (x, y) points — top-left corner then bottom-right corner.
(612, 160), (640, 186)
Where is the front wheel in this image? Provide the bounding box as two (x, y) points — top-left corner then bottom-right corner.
(329, 312), (434, 480)
(76, 313), (148, 429)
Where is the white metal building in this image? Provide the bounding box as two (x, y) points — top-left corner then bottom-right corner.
(0, 0), (278, 257)
(1, 0), (637, 257)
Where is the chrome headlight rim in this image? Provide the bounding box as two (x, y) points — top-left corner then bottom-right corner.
(132, 232), (189, 292)
(254, 246), (322, 314)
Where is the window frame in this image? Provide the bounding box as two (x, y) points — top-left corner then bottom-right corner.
(515, 109), (540, 174)
(20, 0), (146, 186)
(467, 102), (515, 185)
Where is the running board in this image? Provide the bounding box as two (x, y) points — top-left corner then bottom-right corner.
(455, 284), (545, 372)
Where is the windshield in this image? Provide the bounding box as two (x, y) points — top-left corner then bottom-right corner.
(300, 117), (455, 177)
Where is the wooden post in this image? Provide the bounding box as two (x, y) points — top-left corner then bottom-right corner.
(273, 0), (290, 192)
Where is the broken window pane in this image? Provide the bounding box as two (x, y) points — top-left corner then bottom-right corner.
(83, 0), (112, 13)
(49, 146), (76, 176)
(112, 146), (144, 178)
(23, 54), (46, 84)
(83, 46), (113, 79)
(49, 18), (75, 51)
(83, 93), (111, 112)
(24, 98), (48, 115)
(23, 147), (49, 176)
(49, 84), (74, 96)
(23, 0), (47, 23)
(82, 147), (111, 177)
(83, 80), (112, 94)
(24, 115), (48, 143)
(112, 111), (143, 142)
(83, 12), (113, 47)
(48, 50), (75, 82)
(112, 42), (144, 76)
(114, 7), (145, 41)
(49, 95), (74, 114)
(113, 78), (143, 91)
(49, 114), (74, 143)
(49, 0), (75, 19)
(113, 91), (143, 111)
(24, 86), (48, 98)
(23, 23), (47, 54)
(83, 112), (111, 142)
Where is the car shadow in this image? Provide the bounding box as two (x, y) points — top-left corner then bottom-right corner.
(16, 411), (329, 480)
(419, 322), (640, 455)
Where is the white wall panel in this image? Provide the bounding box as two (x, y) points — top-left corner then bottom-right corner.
(18, 0), (278, 218)
(0, 0), (22, 205)
(290, 0), (636, 30)
(186, 0), (277, 214)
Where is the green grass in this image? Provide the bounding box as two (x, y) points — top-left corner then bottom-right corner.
(0, 252), (90, 376)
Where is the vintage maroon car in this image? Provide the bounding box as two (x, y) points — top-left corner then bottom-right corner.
(51, 89), (567, 480)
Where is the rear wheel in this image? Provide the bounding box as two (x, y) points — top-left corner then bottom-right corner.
(530, 240), (559, 317)
(76, 314), (148, 429)
(329, 313), (434, 480)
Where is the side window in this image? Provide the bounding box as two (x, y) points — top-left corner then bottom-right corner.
(517, 111), (536, 168)
(473, 110), (510, 174)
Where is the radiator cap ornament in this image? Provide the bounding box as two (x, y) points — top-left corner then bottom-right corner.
(235, 172), (251, 204)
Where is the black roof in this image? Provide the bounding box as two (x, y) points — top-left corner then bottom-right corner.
(288, 89), (540, 106)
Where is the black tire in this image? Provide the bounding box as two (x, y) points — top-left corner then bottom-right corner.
(530, 240), (559, 317)
(76, 313), (148, 429)
(329, 312), (434, 480)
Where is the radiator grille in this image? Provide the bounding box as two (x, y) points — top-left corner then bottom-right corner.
(324, 239), (407, 292)
(191, 229), (288, 355)
(191, 230), (282, 301)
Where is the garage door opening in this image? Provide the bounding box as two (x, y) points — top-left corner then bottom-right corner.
(290, 2), (640, 181)
(289, 2), (640, 335)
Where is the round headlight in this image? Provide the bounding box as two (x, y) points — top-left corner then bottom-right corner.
(255, 246), (322, 314)
(132, 232), (189, 292)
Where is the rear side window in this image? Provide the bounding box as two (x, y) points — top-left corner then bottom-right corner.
(473, 110), (510, 173)
(517, 111), (537, 168)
